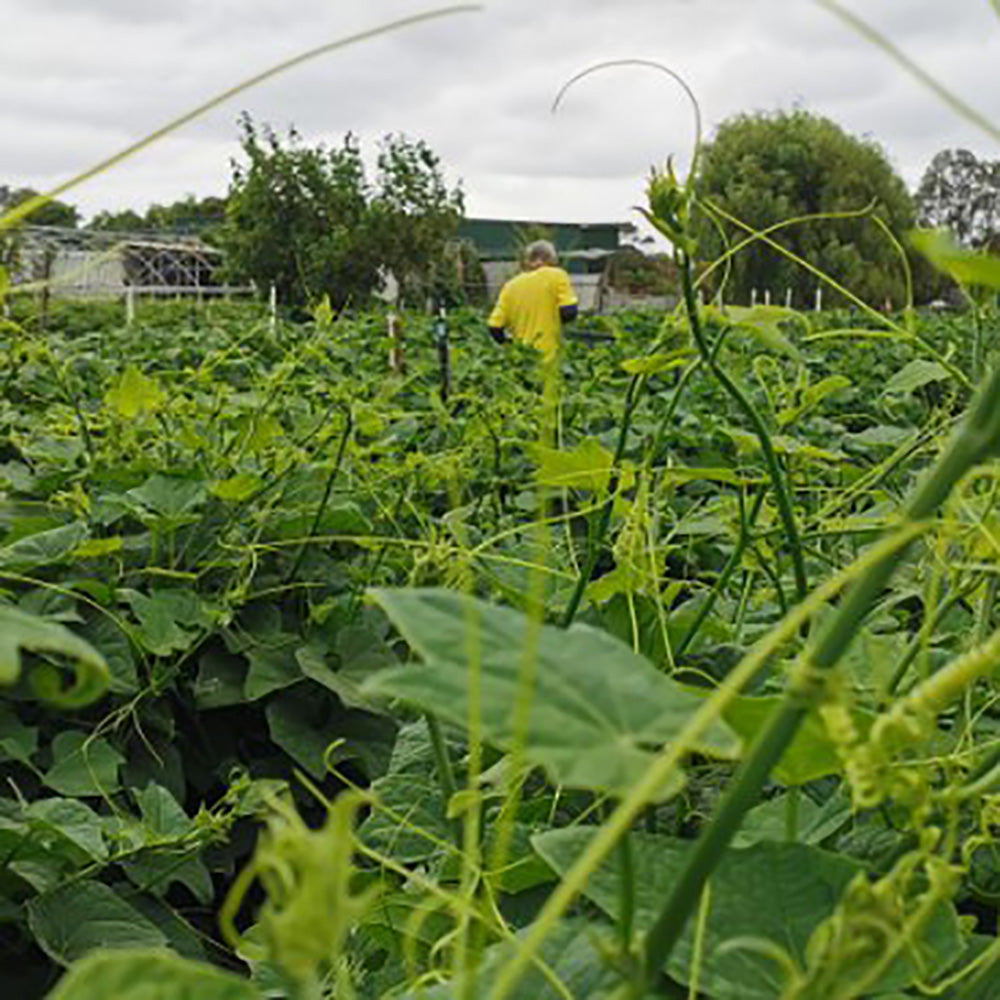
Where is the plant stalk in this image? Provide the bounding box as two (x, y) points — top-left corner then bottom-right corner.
(639, 363), (1000, 989)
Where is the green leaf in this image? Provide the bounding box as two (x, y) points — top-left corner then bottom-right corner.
(120, 590), (213, 657)
(395, 918), (620, 1000)
(28, 882), (167, 966)
(0, 604), (109, 706)
(910, 229), (1000, 288)
(534, 829), (963, 999)
(0, 522), (89, 570)
(359, 771), (452, 864)
(194, 648), (247, 709)
(720, 694), (871, 785)
(621, 348), (694, 375)
(533, 438), (634, 494)
(125, 475), (206, 520)
(883, 359), (951, 396)
(210, 473), (263, 502)
(266, 686), (396, 781)
(714, 304), (803, 359)
(244, 642), (301, 701)
(365, 589), (737, 799)
(46, 948), (260, 999)
(0, 702), (38, 763)
(43, 732), (124, 797)
(104, 366), (166, 419)
(27, 799), (108, 861)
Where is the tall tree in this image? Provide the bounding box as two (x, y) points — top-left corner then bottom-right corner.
(914, 148), (1000, 248)
(370, 134), (463, 305)
(692, 110), (917, 307)
(223, 115), (462, 310)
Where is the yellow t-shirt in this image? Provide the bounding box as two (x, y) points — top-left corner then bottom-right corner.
(488, 266), (578, 360)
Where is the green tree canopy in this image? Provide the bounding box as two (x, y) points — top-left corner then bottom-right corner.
(0, 186), (80, 228)
(222, 115), (463, 310)
(89, 196), (227, 241)
(691, 110), (917, 308)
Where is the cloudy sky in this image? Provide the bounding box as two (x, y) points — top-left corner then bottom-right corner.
(4, 0), (1000, 227)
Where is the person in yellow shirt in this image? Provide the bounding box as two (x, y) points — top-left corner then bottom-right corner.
(487, 240), (579, 361)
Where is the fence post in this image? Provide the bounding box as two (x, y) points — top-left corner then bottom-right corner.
(815, 287), (823, 312)
(751, 288), (758, 307)
(785, 288), (792, 309)
(763, 289), (772, 307)
(125, 286), (136, 326)
(434, 305), (450, 403)
(389, 311), (406, 374)
(268, 284), (277, 333)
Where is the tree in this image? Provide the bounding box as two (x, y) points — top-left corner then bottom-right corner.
(691, 110), (917, 307)
(222, 115), (463, 310)
(88, 208), (146, 232)
(89, 197), (228, 244)
(915, 148), (1000, 248)
(0, 186), (80, 228)
(370, 134), (464, 305)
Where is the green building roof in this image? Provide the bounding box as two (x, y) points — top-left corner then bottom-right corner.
(456, 217), (625, 261)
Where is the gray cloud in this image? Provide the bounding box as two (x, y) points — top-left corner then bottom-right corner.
(3, 0), (999, 224)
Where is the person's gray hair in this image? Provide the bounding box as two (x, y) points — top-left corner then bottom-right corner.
(524, 239), (558, 265)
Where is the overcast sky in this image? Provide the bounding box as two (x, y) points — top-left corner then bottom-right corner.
(3, 0), (1000, 227)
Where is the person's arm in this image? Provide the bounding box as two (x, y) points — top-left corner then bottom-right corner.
(555, 270), (579, 326)
(487, 287), (509, 345)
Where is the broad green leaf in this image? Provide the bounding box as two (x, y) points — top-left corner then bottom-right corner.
(46, 949), (260, 999)
(0, 522), (89, 570)
(359, 772), (452, 864)
(910, 229), (1000, 289)
(28, 882), (167, 966)
(534, 829), (964, 1000)
(712, 304), (803, 359)
(27, 798), (108, 861)
(72, 537), (124, 560)
(126, 475), (206, 520)
(0, 702), (38, 763)
(660, 466), (753, 486)
(104, 366), (166, 419)
(0, 604), (109, 706)
(210, 473), (263, 502)
(533, 438), (634, 494)
(135, 784), (191, 839)
(883, 359), (951, 396)
(244, 642), (301, 701)
(395, 919), (620, 1000)
(720, 694), (872, 785)
(43, 732), (124, 797)
(777, 374), (852, 427)
(120, 589), (214, 657)
(194, 648), (247, 709)
(621, 348), (694, 375)
(365, 589), (737, 799)
(266, 686), (396, 781)
(79, 616), (138, 696)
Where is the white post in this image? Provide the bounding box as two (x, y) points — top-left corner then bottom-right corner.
(815, 287), (823, 312)
(751, 287), (758, 307)
(764, 289), (772, 307)
(125, 286), (135, 326)
(268, 284), (277, 333)
(785, 288), (792, 309)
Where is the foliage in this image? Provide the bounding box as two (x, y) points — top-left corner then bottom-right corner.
(915, 148), (1000, 249)
(0, 186), (80, 229)
(222, 115), (462, 310)
(692, 109), (918, 307)
(89, 195), (228, 243)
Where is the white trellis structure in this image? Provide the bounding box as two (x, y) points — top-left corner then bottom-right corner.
(6, 225), (252, 299)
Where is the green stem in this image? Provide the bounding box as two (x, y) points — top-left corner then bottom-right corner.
(425, 713), (462, 850)
(678, 252), (808, 600)
(560, 374), (645, 628)
(675, 487), (766, 658)
(639, 363), (1000, 990)
(284, 407), (353, 584)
